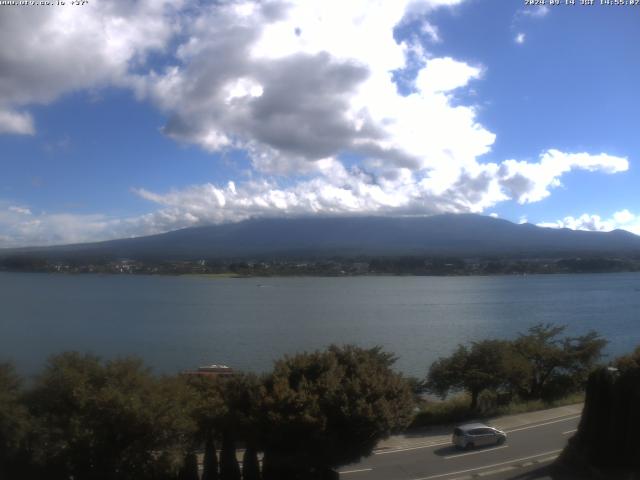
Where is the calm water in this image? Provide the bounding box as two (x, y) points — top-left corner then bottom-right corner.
(1, 272), (639, 378)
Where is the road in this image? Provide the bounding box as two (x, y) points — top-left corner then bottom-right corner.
(338, 413), (580, 480)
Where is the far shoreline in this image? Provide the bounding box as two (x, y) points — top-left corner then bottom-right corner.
(2, 269), (640, 279)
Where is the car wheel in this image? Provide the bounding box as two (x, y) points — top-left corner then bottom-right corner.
(466, 442), (475, 450)
(497, 437), (505, 445)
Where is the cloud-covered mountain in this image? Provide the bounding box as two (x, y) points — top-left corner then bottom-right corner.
(5, 214), (640, 261)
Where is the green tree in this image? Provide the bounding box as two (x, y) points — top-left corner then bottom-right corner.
(242, 445), (261, 480)
(614, 345), (640, 373)
(185, 375), (225, 480)
(261, 345), (414, 479)
(27, 352), (197, 480)
(513, 324), (607, 400)
(426, 325), (607, 407)
(187, 372), (264, 480)
(426, 340), (512, 410)
(217, 373), (263, 480)
(0, 362), (31, 478)
(220, 431), (241, 480)
(178, 452), (199, 480)
(201, 429), (219, 480)
(563, 347), (640, 476)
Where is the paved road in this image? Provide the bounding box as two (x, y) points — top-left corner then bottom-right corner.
(338, 413), (580, 480)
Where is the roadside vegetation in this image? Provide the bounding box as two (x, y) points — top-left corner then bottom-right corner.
(0, 324), (625, 480)
(411, 391), (585, 429)
(560, 345), (640, 478)
(413, 324), (605, 428)
(0, 346), (413, 480)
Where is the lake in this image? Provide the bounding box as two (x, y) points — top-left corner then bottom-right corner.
(1, 272), (639, 378)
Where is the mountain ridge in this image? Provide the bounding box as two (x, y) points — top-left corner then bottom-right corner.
(2, 214), (640, 261)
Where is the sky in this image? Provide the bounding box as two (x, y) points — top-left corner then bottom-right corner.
(0, 0), (639, 247)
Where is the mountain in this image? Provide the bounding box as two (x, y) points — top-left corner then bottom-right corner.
(3, 214), (640, 261)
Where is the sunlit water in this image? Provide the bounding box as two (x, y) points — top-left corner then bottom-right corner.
(1, 272), (639, 378)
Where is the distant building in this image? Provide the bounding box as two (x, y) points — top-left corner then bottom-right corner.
(181, 364), (235, 378)
(352, 262), (369, 274)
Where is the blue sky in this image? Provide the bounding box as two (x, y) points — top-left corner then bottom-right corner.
(0, 0), (639, 246)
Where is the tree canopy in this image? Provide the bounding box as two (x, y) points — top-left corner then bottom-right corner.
(261, 345), (414, 477)
(513, 324), (607, 399)
(26, 352), (197, 480)
(0, 362), (31, 478)
(564, 346), (640, 476)
(426, 324), (607, 408)
(1, 330), (609, 479)
(613, 345), (640, 373)
(427, 340), (513, 409)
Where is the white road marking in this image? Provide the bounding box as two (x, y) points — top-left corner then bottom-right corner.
(374, 414), (579, 456)
(535, 455), (561, 463)
(562, 429), (577, 435)
(375, 441), (451, 455)
(476, 465), (516, 477)
(503, 415), (580, 434)
(444, 445), (508, 460)
(340, 468), (373, 474)
(410, 449), (563, 480)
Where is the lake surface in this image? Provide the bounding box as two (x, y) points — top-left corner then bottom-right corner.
(1, 272), (639, 378)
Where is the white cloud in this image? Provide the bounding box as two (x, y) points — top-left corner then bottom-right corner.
(0, 109), (35, 135)
(0, 0), (183, 135)
(521, 5), (550, 18)
(125, 0), (492, 179)
(613, 209), (635, 224)
(421, 21), (441, 43)
(493, 150), (628, 204)
(513, 4), (548, 46)
(0, 1), (633, 247)
(0, 145), (630, 247)
(0, 202), (199, 248)
(414, 57), (482, 93)
(125, 149), (627, 233)
(539, 214), (611, 232)
(538, 209), (640, 236)
(8, 206), (32, 216)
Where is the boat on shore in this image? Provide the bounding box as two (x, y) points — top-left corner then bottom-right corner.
(181, 364), (235, 378)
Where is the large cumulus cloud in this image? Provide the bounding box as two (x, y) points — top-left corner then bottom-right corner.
(0, 1), (182, 120)
(0, 0), (632, 246)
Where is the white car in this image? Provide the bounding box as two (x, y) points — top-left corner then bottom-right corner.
(452, 423), (507, 449)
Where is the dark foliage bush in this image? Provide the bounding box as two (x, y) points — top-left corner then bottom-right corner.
(562, 347), (640, 478)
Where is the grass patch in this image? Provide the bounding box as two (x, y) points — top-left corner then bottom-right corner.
(410, 393), (475, 428)
(493, 392), (584, 416)
(409, 391), (584, 429)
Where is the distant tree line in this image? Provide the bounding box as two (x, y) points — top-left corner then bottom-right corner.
(369, 256), (640, 275)
(2, 254), (640, 276)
